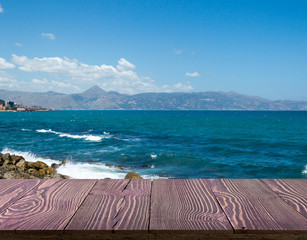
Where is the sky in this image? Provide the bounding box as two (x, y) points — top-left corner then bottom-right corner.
(0, 0), (307, 100)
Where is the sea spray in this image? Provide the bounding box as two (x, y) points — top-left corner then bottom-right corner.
(1, 147), (163, 179)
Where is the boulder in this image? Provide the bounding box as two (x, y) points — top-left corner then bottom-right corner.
(10, 155), (24, 165)
(2, 159), (11, 167)
(16, 159), (26, 171)
(105, 163), (123, 170)
(51, 159), (67, 169)
(27, 168), (40, 176)
(27, 161), (49, 170)
(0, 153), (69, 179)
(125, 171), (143, 179)
(2, 153), (11, 162)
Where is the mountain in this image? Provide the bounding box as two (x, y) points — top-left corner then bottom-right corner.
(0, 86), (306, 110)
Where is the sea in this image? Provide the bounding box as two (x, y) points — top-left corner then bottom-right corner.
(0, 110), (306, 179)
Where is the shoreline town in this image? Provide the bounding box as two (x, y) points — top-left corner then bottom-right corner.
(0, 99), (51, 112)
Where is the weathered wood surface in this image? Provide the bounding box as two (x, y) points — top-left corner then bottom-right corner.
(150, 179), (233, 232)
(113, 179), (151, 231)
(262, 179), (307, 218)
(209, 179), (307, 233)
(0, 179), (96, 231)
(0, 179), (306, 240)
(66, 179), (151, 233)
(66, 179), (129, 231)
(0, 179), (41, 214)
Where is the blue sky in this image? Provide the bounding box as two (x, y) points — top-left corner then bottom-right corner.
(0, 0), (306, 100)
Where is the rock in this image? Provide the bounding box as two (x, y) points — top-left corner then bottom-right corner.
(105, 163), (123, 170)
(8, 165), (17, 170)
(16, 159), (26, 171)
(62, 159), (67, 165)
(1, 167), (36, 179)
(51, 159), (67, 169)
(125, 171), (143, 179)
(10, 155), (23, 165)
(2, 159), (11, 167)
(27, 168), (40, 176)
(0, 153), (69, 179)
(51, 163), (59, 169)
(27, 161), (49, 170)
(2, 153), (11, 162)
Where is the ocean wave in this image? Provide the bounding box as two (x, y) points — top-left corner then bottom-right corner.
(21, 128), (31, 131)
(151, 154), (157, 159)
(1, 147), (60, 166)
(1, 147), (165, 179)
(303, 165), (307, 175)
(36, 129), (111, 142)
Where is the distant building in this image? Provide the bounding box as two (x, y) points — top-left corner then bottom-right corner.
(0, 99), (49, 112)
(0, 99), (5, 111)
(4, 101), (15, 110)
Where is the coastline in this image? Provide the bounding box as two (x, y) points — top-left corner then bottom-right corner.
(0, 152), (142, 180)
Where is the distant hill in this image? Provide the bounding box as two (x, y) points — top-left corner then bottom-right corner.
(0, 85), (306, 110)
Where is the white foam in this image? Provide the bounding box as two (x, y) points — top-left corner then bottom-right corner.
(36, 129), (111, 142)
(21, 129), (31, 131)
(1, 147), (166, 179)
(1, 147), (60, 166)
(1, 147), (126, 179)
(142, 174), (167, 179)
(151, 154), (157, 159)
(57, 162), (127, 179)
(303, 165), (307, 175)
(36, 129), (54, 133)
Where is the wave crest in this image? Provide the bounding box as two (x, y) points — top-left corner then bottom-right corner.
(36, 129), (111, 142)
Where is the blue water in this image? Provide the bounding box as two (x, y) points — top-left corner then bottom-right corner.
(0, 111), (306, 179)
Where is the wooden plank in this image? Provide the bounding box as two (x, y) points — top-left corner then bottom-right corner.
(150, 179), (233, 233)
(0, 180), (42, 214)
(209, 179), (307, 233)
(113, 179), (151, 231)
(65, 179), (129, 231)
(262, 179), (307, 218)
(0, 179), (96, 231)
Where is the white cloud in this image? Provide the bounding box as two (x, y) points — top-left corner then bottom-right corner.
(11, 54), (193, 94)
(185, 72), (200, 77)
(41, 33), (56, 40)
(173, 49), (183, 55)
(30, 78), (80, 92)
(15, 42), (23, 47)
(116, 58), (136, 71)
(0, 4), (3, 13)
(0, 71), (18, 88)
(0, 58), (15, 69)
(32, 78), (49, 85)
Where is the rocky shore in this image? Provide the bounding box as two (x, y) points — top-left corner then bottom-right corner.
(0, 153), (68, 179)
(0, 153), (142, 180)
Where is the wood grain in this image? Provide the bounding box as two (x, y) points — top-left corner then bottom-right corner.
(65, 179), (129, 231)
(209, 179), (307, 232)
(262, 179), (307, 218)
(113, 179), (151, 231)
(150, 179), (232, 232)
(0, 179), (42, 214)
(0, 179), (96, 231)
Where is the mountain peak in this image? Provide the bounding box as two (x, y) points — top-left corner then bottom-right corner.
(81, 85), (107, 97)
(84, 85), (105, 93)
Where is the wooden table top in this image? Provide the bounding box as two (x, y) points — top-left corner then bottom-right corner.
(0, 179), (306, 240)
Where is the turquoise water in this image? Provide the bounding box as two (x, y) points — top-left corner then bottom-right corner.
(0, 111), (306, 179)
